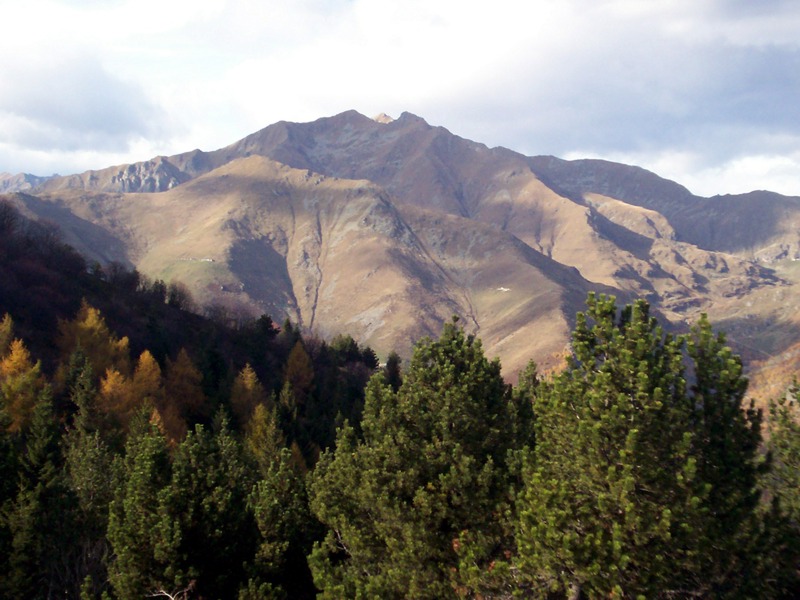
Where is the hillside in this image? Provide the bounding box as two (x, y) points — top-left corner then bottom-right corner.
(4, 110), (800, 387)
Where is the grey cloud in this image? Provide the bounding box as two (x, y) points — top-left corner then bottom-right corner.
(0, 55), (167, 152)
(445, 22), (800, 172)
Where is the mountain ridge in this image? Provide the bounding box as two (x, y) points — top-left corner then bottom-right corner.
(4, 110), (800, 389)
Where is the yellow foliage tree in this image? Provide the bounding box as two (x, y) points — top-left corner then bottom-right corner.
(160, 348), (207, 443)
(131, 350), (163, 407)
(230, 363), (267, 429)
(284, 341), (314, 404)
(98, 368), (133, 433)
(245, 402), (284, 476)
(57, 300), (131, 379)
(0, 313), (14, 357)
(0, 339), (48, 432)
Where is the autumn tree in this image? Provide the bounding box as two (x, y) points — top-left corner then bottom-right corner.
(160, 348), (208, 443)
(57, 301), (131, 379)
(0, 313), (13, 357)
(97, 350), (163, 439)
(230, 363), (268, 430)
(0, 338), (48, 433)
(308, 319), (521, 598)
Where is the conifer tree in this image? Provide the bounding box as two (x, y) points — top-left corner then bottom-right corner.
(0, 338), (48, 433)
(161, 348), (208, 442)
(766, 383), (800, 522)
(680, 316), (770, 595)
(155, 417), (256, 598)
(0, 312), (14, 357)
(246, 447), (314, 598)
(5, 390), (78, 598)
(230, 363), (267, 430)
(245, 402), (285, 477)
(283, 340), (314, 412)
(383, 351), (402, 392)
(516, 295), (696, 597)
(308, 319), (519, 599)
(0, 405), (15, 593)
(58, 301), (131, 379)
(107, 412), (172, 599)
(515, 294), (792, 597)
(63, 353), (114, 598)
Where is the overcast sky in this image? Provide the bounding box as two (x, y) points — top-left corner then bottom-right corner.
(1, 0), (799, 197)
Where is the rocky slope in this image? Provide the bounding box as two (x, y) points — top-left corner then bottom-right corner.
(5, 111), (800, 386)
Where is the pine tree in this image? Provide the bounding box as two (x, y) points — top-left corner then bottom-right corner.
(766, 383), (800, 522)
(515, 294), (793, 597)
(155, 417), (256, 598)
(762, 383), (800, 595)
(246, 447), (315, 598)
(308, 319), (519, 599)
(516, 295), (696, 597)
(107, 412), (172, 599)
(383, 351), (402, 392)
(681, 316), (768, 596)
(63, 355), (114, 598)
(5, 389), (78, 598)
(0, 404), (17, 593)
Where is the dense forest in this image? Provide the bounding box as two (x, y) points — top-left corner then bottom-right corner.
(1, 199), (799, 599)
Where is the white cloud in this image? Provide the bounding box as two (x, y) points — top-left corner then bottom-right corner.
(0, 0), (799, 197)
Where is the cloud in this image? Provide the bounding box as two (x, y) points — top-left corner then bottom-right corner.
(1, 0), (799, 195)
(0, 53), (169, 155)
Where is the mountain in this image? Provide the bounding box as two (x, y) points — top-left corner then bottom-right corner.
(0, 172), (53, 193)
(4, 110), (800, 388)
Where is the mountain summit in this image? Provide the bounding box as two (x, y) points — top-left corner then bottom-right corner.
(4, 110), (800, 384)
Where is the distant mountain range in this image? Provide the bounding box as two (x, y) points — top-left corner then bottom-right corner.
(4, 110), (800, 394)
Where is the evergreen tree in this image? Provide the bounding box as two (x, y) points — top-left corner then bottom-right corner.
(383, 351), (403, 392)
(107, 412), (172, 599)
(5, 389), (78, 598)
(0, 405), (17, 593)
(766, 383), (800, 523)
(515, 294), (794, 597)
(682, 316), (769, 596)
(516, 295), (695, 597)
(63, 355), (115, 598)
(762, 383), (800, 595)
(308, 319), (519, 599)
(155, 417), (256, 598)
(246, 447), (315, 599)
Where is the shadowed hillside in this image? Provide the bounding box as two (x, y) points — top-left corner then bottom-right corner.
(5, 110), (800, 385)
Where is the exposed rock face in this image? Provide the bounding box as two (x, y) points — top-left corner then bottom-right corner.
(0, 172), (53, 193)
(7, 110), (800, 385)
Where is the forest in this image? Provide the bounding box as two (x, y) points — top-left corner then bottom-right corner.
(1, 199), (799, 599)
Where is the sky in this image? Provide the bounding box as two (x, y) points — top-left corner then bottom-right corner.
(1, 0), (799, 197)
